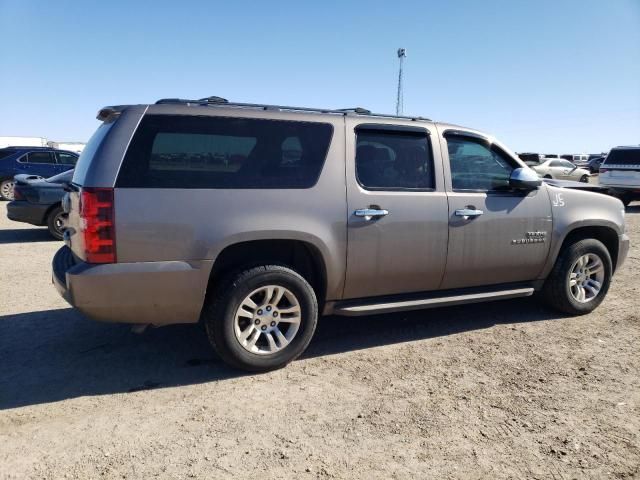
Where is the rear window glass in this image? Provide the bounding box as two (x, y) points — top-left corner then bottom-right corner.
(72, 122), (114, 186)
(116, 115), (333, 189)
(603, 149), (640, 165)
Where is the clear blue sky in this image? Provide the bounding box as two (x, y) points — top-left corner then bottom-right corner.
(1, 0), (638, 153)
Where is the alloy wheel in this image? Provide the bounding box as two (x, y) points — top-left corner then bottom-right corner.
(233, 285), (302, 355)
(568, 253), (605, 303)
(1, 180), (15, 200)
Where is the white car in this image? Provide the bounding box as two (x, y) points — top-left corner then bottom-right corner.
(599, 146), (640, 206)
(531, 159), (590, 182)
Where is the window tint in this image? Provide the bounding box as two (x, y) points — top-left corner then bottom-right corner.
(56, 152), (78, 165)
(560, 160), (575, 168)
(27, 152), (56, 164)
(117, 115), (333, 189)
(603, 149), (640, 165)
(446, 136), (514, 191)
(549, 160), (563, 167)
(355, 129), (434, 190)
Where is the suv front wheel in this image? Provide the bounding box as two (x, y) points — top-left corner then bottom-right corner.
(541, 238), (612, 315)
(203, 265), (318, 372)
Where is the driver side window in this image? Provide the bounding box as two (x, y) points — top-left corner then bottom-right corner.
(446, 136), (515, 191)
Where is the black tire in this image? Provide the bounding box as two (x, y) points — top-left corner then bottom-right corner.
(579, 175), (589, 183)
(541, 238), (612, 315)
(203, 265), (318, 372)
(46, 205), (65, 240)
(544, 174), (552, 179)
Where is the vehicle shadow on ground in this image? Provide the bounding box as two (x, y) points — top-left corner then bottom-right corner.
(0, 228), (56, 244)
(0, 298), (558, 410)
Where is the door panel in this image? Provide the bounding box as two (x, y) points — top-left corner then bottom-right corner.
(440, 130), (552, 289)
(442, 190), (552, 289)
(343, 118), (449, 299)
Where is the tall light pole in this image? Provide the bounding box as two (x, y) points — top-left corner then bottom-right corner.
(396, 48), (406, 116)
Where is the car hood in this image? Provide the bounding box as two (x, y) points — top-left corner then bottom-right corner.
(543, 178), (608, 193)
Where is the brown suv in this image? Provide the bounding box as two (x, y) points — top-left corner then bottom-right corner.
(53, 97), (629, 371)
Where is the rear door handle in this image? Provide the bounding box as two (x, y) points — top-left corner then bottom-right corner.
(455, 208), (484, 218)
(354, 208), (389, 219)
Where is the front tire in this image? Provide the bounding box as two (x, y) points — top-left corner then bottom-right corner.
(0, 179), (15, 201)
(579, 174), (589, 183)
(541, 238), (612, 315)
(203, 265), (318, 372)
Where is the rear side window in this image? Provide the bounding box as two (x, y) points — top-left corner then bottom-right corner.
(26, 152), (56, 164)
(117, 115), (333, 189)
(355, 128), (434, 190)
(72, 122), (113, 186)
(604, 149), (640, 165)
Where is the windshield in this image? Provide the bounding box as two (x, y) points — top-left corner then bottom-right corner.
(46, 169), (74, 184)
(604, 149), (640, 165)
(72, 122), (113, 185)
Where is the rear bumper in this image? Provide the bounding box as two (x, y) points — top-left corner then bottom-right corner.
(6, 201), (48, 225)
(52, 246), (213, 325)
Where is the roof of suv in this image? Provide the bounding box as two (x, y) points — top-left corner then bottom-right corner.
(97, 96), (435, 123)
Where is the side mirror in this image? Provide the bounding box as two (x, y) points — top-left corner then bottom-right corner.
(510, 167), (542, 190)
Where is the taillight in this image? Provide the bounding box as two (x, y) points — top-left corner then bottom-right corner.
(80, 187), (116, 263)
(599, 168), (608, 173)
(13, 187), (24, 200)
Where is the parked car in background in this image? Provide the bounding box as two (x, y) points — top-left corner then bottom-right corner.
(0, 147), (78, 200)
(6, 169), (73, 239)
(52, 97), (628, 372)
(587, 156), (605, 173)
(518, 152), (544, 164)
(560, 153), (589, 167)
(599, 146), (640, 206)
(531, 158), (590, 182)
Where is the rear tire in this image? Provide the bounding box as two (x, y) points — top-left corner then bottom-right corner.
(203, 265), (318, 372)
(579, 175), (589, 183)
(541, 238), (612, 315)
(0, 179), (15, 201)
(46, 205), (65, 240)
(544, 174), (552, 179)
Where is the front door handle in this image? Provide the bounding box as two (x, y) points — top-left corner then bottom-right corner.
(354, 208), (389, 220)
(455, 208), (484, 218)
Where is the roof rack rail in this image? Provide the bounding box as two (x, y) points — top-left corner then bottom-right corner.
(153, 97), (431, 121)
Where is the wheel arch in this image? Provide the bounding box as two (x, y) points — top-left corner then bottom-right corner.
(555, 225), (620, 274)
(206, 239), (329, 310)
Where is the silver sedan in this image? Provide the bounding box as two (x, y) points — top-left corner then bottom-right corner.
(531, 159), (591, 182)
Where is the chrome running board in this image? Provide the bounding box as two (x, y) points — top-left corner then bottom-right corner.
(333, 287), (534, 317)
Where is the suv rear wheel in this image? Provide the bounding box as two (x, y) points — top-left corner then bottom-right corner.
(203, 265), (318, 372)
(541, 238), (612, 315)
(0, 179), (14, 200)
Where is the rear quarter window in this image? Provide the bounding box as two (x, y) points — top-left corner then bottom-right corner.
(116, 115), (333, 189)
(72, 122), (114, 186)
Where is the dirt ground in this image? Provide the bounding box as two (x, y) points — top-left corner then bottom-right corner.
(0, 199), (638, 480)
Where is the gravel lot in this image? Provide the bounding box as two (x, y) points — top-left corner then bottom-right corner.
(0, 200), (638, 479)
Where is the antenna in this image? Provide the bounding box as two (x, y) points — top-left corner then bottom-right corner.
(396, 48), (406, 116)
